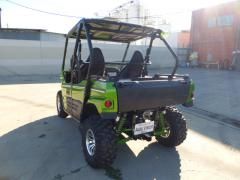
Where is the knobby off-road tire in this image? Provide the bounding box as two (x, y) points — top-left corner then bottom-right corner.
(156, 107), (187, 147)
(81, 115), (117, 168)
(56, 91), (68, 118)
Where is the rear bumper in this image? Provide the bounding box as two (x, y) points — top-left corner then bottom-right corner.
(101, 112), (117, 119)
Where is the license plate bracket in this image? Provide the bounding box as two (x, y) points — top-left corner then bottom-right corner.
(134, 121), (154, 135)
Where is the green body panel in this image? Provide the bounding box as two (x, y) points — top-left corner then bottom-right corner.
(71, 81), (85, 102)
(89, 81), (118, 113)
(60, 73), (118, 115)
(60, 72), (70, 109)
(61, 83), (71, 109)
(184, 80), (195, 106)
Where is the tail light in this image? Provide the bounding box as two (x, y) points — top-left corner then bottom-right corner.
(104, 100), (112, 108)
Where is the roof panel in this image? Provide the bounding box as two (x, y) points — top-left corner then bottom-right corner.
(69, 18), (161, 43)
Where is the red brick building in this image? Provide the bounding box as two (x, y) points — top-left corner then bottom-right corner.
(190, 0), (240, 67)
(178, 30), (190, 48)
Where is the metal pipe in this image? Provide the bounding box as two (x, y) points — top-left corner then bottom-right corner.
(122, 42), (130, 62)
(73, 24), (82, 59)
(160, 34), (179, 79)
(83, 21), (94, 104)
(144, 35), (154, 62)
(61, 37), (69, 71)
(142, 34), (155, 76)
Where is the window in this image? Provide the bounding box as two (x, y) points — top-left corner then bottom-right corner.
(208, 18), (217, 28)
(217, 15), (233, 26)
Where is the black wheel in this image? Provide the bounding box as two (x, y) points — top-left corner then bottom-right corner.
(156, 107), (187, 147)
(81, 115), (117, 168)
(56, 90), (68, 118)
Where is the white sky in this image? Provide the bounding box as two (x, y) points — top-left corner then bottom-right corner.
(0, 0), (236, 33)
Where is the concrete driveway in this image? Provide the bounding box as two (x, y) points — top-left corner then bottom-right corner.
(177, 68), (240, 120)
(0, 80), (240, 180)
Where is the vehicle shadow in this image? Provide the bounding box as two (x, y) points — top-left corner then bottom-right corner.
(0, 115), (181, 180)
(115, 142), (181, 180)
(0, 116), (85, 180)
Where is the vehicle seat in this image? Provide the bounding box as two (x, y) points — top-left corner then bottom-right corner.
(119, 51), (144, 79)
(79, 48), (105, 80)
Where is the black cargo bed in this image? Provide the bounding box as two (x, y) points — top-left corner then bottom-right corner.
(115, 76), (190, 112)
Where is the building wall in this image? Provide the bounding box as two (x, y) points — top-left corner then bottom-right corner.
(190, 1), (240, 64)
(178, 31), (190, 48)
(0, 38), (176, 76)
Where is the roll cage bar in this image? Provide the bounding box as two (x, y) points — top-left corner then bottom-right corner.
(61, 18), (179, 105)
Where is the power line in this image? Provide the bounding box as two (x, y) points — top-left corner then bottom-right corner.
(4, 0), (82, 18)
(3, 0), (188, 20)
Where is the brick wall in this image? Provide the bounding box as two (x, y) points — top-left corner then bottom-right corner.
(190, 1), (240, 65)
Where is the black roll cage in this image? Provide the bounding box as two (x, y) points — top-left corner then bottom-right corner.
(61, 18), (179, 104)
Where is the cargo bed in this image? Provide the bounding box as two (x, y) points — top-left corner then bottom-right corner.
(115, 75), (190, 112)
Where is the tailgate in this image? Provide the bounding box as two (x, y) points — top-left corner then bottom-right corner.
(115, 79), (190, 112)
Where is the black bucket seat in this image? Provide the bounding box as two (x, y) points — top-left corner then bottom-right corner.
(119, 50), (144, 79)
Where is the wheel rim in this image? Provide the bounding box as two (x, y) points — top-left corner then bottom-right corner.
(160, 126), (171, 138)
(57, 95), (61, 112)
(86, 129), (96, 156)
(159, 118), (171, 138)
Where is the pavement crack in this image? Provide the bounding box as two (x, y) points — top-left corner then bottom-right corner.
(52, 164), (88, 180)
(179, 106), (240, 129)
(38, 134), (46, 138)
(70, 168), (82, 174)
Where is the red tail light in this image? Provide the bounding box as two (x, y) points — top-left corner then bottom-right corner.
(104, 100), (112, 108)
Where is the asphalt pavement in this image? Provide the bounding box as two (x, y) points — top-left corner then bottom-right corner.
(0, 80), (239, 180)
(176, 68), (240, 121)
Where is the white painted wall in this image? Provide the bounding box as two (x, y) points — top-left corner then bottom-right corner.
(0, 39), (175, 76)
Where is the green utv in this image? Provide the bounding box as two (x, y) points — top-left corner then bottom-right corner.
(56, 18), (195, 168)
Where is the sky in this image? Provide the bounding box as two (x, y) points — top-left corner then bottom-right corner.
(0, 0), (237, 33)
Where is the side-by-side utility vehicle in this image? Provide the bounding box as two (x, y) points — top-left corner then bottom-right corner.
(56, 18), (195, 168)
